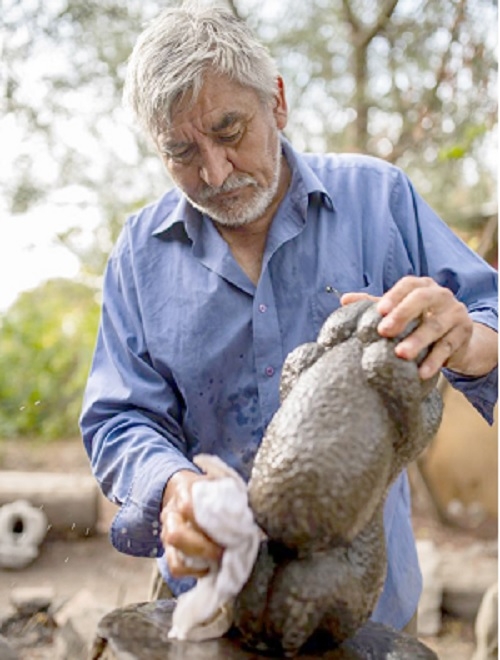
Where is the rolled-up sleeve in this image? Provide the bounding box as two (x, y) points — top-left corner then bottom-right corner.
(79, 229), (197, 558)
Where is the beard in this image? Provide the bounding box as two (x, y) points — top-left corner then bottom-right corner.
(185, 139), (282, 228)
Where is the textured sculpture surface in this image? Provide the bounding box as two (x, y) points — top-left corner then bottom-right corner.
(233, 300), (443, 655)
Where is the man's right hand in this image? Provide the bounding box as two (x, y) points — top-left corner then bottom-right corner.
(160, 469), (224, 578)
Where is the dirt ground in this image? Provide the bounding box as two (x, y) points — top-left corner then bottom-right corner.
(0, 438), (494, 659)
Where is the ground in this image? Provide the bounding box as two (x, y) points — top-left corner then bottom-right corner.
(0, 438), (494, 659)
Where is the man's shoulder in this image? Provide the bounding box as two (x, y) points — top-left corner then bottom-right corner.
(302, 151), (401, 178)
(125, 187), (182, 234)
(295, 151), (407, 202)
(111, 187), (183, 260)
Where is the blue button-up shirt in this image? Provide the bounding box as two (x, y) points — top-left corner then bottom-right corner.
(80, 138), (498, 630)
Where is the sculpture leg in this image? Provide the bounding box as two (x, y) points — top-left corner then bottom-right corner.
(238, 512), (387, 656)
(233, 540), (280, 652)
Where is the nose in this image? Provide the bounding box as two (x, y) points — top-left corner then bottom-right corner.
(199, 144), (233, 188)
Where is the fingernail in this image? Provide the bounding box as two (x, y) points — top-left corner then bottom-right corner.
(394, 342), (408, 358)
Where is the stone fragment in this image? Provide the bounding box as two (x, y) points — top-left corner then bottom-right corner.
(10, 585), (55, 616)
(55, 589), (111, 660)
(0, 500), (48, 569)
(440, 543), (498, 621)
(0, 635), (19, 660)
(471, 581), (498, 660)
(416, 539), (443, 636)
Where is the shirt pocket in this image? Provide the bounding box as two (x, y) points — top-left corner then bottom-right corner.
(310, 276), (380, 336)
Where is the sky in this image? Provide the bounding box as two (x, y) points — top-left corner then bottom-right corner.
(0, 192), (103, 313)
(0, 37), (103, 313)
(0, 84), (81, 311)
(0, 210), (80, 311)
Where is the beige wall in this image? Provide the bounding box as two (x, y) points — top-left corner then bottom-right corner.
(423, 385), (498, 519)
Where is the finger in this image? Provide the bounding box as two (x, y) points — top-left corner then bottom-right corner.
(168, 485), (196, 522)
(162, 510), (223, 562)
(377, 284), (456, 339)
(341, 292), (379, 306)
(414, 326), (470, 379)
(393, 307), (449, 362)
(376, 276), (433, 317)
(165, 543), (212, 579)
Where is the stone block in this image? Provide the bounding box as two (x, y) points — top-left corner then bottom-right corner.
(0, 472), (99, 538)
(0, 635), (19, 660)
(10, 585), (55, 616)
(55, 589), (112, 660)
(440, 543), (498, 621)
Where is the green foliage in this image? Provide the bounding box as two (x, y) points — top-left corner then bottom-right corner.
(0, 279), (100, 439)
(438, 123), (488, 161)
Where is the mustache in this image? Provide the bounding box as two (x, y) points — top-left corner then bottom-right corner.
(198, 174), (258, 201)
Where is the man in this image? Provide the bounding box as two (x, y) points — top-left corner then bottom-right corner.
(80, 2), (498, 635)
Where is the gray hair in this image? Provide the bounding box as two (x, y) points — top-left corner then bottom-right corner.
(123, 2), (279, 140)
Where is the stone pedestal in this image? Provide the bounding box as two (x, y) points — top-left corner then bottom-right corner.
(91, 600), (437, 660)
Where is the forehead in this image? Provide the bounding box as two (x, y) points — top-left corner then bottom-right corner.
(165, 73), (263, 136)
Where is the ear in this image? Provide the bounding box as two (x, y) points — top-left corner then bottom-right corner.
(273, 76), (288, 130)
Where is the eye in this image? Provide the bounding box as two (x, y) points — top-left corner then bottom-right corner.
(217, 129), (242, 144)
(166, 146), (195, 164)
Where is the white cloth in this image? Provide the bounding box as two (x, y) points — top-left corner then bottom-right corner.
(168, 454), (261, 641)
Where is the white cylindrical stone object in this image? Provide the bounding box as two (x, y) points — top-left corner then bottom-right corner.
(0, 471), (99, 537)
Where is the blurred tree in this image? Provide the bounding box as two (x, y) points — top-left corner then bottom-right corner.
(2, 0), (496, 239)
(239, 0), (497, 227)
(1, 0), (169, 281)
(0, 279), (100, 439)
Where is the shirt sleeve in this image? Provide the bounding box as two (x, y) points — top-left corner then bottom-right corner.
(387, 168), (498, 424)
(79, 227), (198, 558)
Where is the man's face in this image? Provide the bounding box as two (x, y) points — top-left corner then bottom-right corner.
(156, 73), (288, 227)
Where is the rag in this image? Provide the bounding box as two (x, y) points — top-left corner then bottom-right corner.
(168, 454), (261, 641)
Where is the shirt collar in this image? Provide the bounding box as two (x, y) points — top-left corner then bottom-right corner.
(151, 135), (334, 238)
(280, 136), (334, 214)
(151, 193), (200, 240)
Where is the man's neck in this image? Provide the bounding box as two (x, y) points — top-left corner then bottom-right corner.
(214, 156), (291, 285)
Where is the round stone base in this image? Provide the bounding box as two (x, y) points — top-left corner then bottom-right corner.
(92, 599), (437, 660)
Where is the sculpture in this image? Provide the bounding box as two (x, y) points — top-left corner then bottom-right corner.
(233, 300), (443, 655)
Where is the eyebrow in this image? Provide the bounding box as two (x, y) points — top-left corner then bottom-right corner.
(162, 140), (191, 153)
(162, 112), (246, 153)
(211, 112), (244, 132)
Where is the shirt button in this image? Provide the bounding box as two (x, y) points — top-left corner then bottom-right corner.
(259, 304), (267, 313)
(265, 366), (274, 377)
